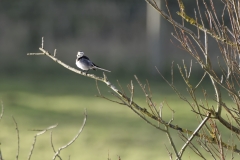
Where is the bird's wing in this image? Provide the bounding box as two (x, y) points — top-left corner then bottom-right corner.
(81, 55), (90, 60)
(79, 57), (96, 70)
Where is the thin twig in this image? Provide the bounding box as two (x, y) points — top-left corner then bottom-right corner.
(0, 100), (3, 121)
(95, 80), (102, 95)
(129, 80), (134, 105)
(12, 116), (20, 160)
(50, 131), (56, 153)
(165, 126), (180, 160)
(164, 144), (173, 160)
(54, 49), (57, 57)
(134, 75), (158, 117)
(166, 101), (175, 125)
(111, 91), (166, 132)
(158, 102), (164, 121)
(50, 131), (62, 160)
(41, 37), (44, 49)
(194, 72), (207, 90)
(95, 80), (125, 105)
(188, 60), (192, 79)
(0, 144), (3, 160)
(117, 80), (125, 95)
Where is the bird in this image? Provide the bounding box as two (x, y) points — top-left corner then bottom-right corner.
(76, 51), (111, 74)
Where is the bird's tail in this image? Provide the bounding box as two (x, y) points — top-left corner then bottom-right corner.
(94, 66), (111, 72)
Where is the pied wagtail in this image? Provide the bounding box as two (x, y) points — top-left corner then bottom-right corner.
(76, 51), (111, 74)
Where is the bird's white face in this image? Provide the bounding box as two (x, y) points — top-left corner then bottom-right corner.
(77, 51), (84, 58)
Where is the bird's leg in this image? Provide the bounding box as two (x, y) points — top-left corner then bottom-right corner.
(85, 70), (88, 75)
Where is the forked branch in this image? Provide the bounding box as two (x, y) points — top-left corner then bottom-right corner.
(28, 124), (58, 160)
(52, 110), (87, 160)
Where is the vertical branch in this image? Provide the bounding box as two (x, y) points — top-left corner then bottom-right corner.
(203, 23), (222, 117)
(0, 149), (2, 160)
(117, 80), (125, 95)
(12, 116), (20, 160)
(158, 102), (179, 159)
(0, 100), (4, 121)
(129, 80), (134, 105)
(204, 29), (209, 66)
(53, 49), (57, 57)
(50, 131), (56, 153)
(165, 126), (180, 160)
(212, 79), (222, 117)
(164, 144), (173, 160)
(41, 37), (44, 49)
(50, 132), (62, 160)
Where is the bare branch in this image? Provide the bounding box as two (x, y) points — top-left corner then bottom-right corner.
(165, 126), (180, 160)
(54, 49), (57, 57)
(41, 37), (44, 49)
(117, 80), (125, 95)
(50, 131), (62, 160)
(194, 72), (207, 90)
(129, 80), (134, 105)
(12, 116), (20, 160)
(178, 112), (211, 158)
(0, 144), (3, 160)
(134, 75), (158, 117)
(95, 81), (125, 105)
(164, 144), (173, 160)
(28, 124), (58, 160)
(0, 100), (3, 121)
(50, 131), (56, 152)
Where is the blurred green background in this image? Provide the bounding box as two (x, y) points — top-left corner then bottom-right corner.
(0, 0), (232, 159)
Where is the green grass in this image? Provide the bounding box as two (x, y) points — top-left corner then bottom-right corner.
(0, 74), (237, 159)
